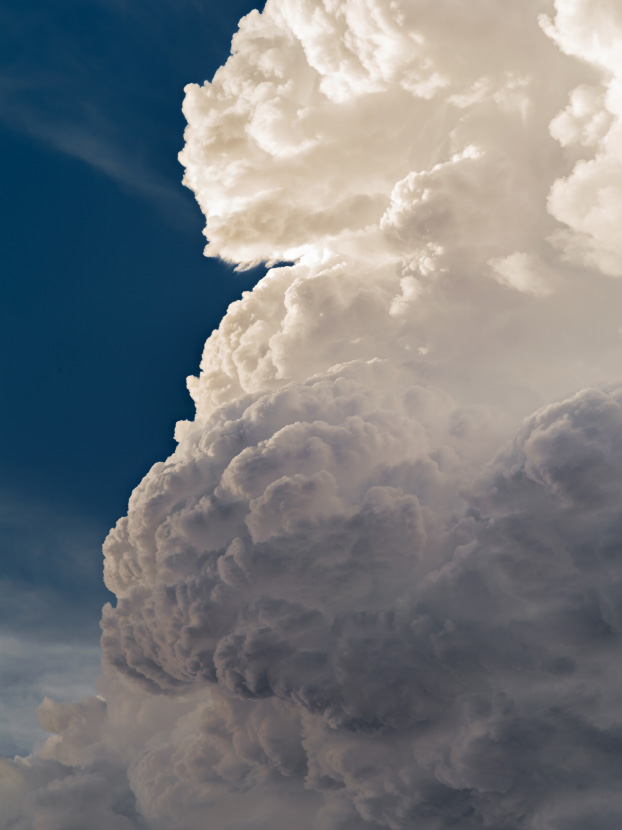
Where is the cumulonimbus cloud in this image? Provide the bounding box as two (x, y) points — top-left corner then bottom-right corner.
(3, 1), (622, 828)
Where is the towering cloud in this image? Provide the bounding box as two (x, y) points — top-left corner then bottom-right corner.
(3, 1), (622, 828)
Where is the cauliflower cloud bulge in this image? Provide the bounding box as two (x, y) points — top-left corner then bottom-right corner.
(4, 1), (622, 828)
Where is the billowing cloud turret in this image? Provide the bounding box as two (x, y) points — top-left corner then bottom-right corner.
(3, 1), (622, 828)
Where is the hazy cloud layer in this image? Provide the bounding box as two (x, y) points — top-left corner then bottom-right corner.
(0, 497), (111, 756)
(4, 1), (622, 828)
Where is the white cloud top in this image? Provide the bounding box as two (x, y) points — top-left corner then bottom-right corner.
(4, 1), (622, 828)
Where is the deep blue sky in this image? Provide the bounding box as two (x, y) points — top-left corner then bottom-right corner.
(0, 0), (263, 754)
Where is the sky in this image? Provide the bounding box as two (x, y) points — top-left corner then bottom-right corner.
(3, 1), (622, 828)
(0, 0), (262, 755)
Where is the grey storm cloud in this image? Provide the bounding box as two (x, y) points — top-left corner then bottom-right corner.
(3, 1), (622, 828)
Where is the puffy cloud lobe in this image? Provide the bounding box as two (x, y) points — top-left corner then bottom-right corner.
(6, 0), (622, 828)
(1, 735), (146, 830)
(101, 361), (450, 716)
(183, 252), (622, 435)
(179, 0), (622, 301)
(180, 0), (571, 271)
(285, 385), (622, 828)
(30, 379), (620, 829)
(544, 0), (622, 275)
